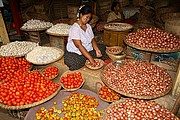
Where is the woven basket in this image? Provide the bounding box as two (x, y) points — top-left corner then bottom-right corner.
(161, 12), (180, 23)
(106, 50), (126, 61)
(59, 70), (85, 91)
(96, 82), (121, 103)
(106, 46), (123, 55)
(101, 98), (180, 120)
(85, 59), (104, 70)
(100, 60), (173, 99)
(25, 47), (64, 65)
(0, 86), (61, 110)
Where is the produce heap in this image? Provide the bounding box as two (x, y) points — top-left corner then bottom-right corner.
(103, 59), (171, 97)
(46, 23), (72, 35)
(103, 99), (178, 119)
(21, 19), (53, 30)
(35, 92), (103, 120)
(0, 57), (60, 106)
(125, 27), (180, 51)
(0, 41), (38, 57)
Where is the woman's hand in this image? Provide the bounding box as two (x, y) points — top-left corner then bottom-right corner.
(89, 57), (96, 66)
(96, 49), (102, 58)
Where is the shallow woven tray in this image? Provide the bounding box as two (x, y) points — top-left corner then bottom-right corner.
(0, 86), (61, 110)
(20, 27), (50, 32)
(100, 60), (172, 99)
(124, 39), (180, 53)
(104, 22), (133, 32)
(59, 70), (85, 91)
(85, 59), (104, 70)
(96, 82), (120, 103)
(106, 46), (123, 55)
(25, 47), (64, 65)
(101, 98), (179, 120)
(24, 89), (109, 120)
(46, 31), (68, 37)
(106, 50), (126, 61)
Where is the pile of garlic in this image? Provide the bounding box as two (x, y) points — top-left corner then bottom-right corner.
(21, 19), (53, 30)
(26, 46), (63, 64)
(0, 41), (39, 57)
(46, 23), (72, 35)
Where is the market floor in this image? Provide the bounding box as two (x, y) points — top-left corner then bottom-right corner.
(0, 32), (180, 119)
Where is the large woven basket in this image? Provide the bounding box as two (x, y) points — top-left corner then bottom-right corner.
(100, 60), (173, 99)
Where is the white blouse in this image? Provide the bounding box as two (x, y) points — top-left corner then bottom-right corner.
(66, 23), (94, 55)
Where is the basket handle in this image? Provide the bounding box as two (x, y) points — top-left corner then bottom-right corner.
(95, 82), (104, 92)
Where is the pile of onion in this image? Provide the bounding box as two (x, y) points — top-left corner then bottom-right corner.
(103, 98), (178, 120)
(102, 59), (171, 97)
(125, 27), (180, 51)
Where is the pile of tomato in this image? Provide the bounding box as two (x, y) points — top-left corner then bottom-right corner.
(35, 92), (103, 120)
(0, 57), (31, 80)
(60, 72), (84, 89)
(42, 66), (59, 79)
(0, 57), (60, 106)
(98, 85), (121, 102)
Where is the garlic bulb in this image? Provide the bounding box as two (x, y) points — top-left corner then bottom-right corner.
(0, 41), (39, 57)
(47, 23), (72, 35)
(21, 19), (53, 30)
(26, 46), (63, 64)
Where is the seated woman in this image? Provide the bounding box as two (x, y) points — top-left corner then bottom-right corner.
(107, 2), (125, 23)
(64, 5), (108, 70)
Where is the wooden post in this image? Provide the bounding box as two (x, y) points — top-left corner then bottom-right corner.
(0, 10), (10, 44)
(172, 63), (180, 98)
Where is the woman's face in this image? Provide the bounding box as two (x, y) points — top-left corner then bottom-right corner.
(114, 3), (120, 11)
(80, 13), (92, 24)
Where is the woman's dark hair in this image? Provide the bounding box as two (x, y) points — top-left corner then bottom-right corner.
(111, 2), (120, 11)
(79, 5), (93, 15)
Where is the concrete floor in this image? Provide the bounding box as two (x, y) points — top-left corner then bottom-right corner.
(0, 31), (180, 120)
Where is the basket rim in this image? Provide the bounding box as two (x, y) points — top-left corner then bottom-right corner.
(124, 39), (180, 53)
(100, 59), (173, 99)
(85, 59), (104, 70)
(20, 27), (51, 32)
(46, 31), (69, 37)
(25, 47), (64, 65)
(59, 70), (85, 91)
(104, 22), (133, 31)
(0, 86), (61, 110)
(106, 46), (123, 55)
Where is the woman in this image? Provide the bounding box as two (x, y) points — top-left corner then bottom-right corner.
(64, 5), (108, 70)
(107, 2), (125, 23)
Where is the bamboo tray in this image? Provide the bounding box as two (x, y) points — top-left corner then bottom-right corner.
(104, 23), (133, 32)
(20, 27), (50, 32)
(25, 47), (64, 65)
(46, 31), (68, 37)
(59, 70), (85, 91)
(100, 60), (172, 99)
(106, 46), (123, 55)
(0, 86), (61, 110)
(124, 39), (180, 53)
(24, 89), (109, 120)
(101, 98), (180, 120)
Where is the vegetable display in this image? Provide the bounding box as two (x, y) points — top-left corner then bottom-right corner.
(102, 59), (172, 98)
(35, 92), (103, 120)
(103, 99), (178, 120)
(125, 27), (180, 52)
(0, 41), (38, 57)
(0, 70), (59, 106)
(60, 72), (84, 90)
(42, 66), (59, 79)
(0, 57), (31, 81)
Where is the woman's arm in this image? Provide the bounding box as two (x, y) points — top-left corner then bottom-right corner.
(92, 38), (102, 57)
(73, 39), (95, 64)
